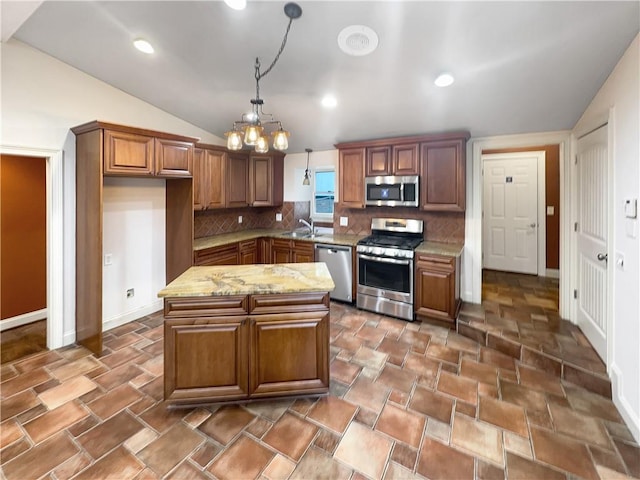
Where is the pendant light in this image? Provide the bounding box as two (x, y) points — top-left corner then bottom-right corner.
(224, 3), (302, 153)
(302, 148), (312, 185)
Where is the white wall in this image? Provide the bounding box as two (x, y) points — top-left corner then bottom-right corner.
(1, 39), (224, 345)
(573, 34), (640, 442)
(283, 149), (338, 203)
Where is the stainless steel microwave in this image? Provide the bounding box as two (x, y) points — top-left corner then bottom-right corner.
(365, 175), (419, 207)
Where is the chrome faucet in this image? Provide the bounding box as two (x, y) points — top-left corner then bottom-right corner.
(299, 218), (314, 235)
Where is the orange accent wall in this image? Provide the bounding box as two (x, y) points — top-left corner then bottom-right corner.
(482, 145), (560, 270)
(0, 155), (47, 320)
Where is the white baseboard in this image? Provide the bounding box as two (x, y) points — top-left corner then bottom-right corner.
(544, 269), (560, 278)
(103, 301), (163, 332)
(0, 309), (47, 332)
(611, 363), (640, 443)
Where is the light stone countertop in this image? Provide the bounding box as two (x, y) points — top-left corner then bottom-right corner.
(193, 229), (365, 250)
(158, 263), (335, 297)
(415, 241), (464, 257)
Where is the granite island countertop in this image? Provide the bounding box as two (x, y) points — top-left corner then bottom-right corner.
(158, 263), (335, 297)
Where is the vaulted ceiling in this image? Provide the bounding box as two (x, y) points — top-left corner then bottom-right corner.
(5, 1), (639, 153)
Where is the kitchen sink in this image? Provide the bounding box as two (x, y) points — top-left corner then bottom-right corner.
(281, 231), (314, 239)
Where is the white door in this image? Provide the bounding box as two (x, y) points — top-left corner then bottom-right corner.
(576, 125), (608, 360)
(483, 154), (540, 274)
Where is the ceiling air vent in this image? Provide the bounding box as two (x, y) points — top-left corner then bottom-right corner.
(337, 25), (379, 56)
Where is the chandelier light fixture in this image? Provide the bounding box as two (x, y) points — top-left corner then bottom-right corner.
(225, 2), (302, 153)
(302, 148), (312, 185)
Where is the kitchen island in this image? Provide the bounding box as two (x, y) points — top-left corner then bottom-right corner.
(157, 263), (335, 407)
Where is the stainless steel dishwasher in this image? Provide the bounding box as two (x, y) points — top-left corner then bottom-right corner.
(315, 244), (353, 302)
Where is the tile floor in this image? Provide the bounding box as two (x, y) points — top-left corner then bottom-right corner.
(0, 320), (47, 364)
(1, 273), (639, 480)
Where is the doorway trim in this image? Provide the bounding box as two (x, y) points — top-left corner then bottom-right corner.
(481, 151), (547, 276)
(1, 145), (64, 349)
(463, 131), (572, 319)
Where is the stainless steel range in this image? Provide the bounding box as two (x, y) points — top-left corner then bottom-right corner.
(356, 218), (423, 321)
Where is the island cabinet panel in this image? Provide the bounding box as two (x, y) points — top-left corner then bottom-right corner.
(414, 254), (460, 324)
(163, 292), (330, 406)
(250, 312), (329, 397)
(164, 318), (249, 402)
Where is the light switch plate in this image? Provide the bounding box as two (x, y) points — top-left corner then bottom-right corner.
(104, 253), (113, 266)
(340, 216), (348, 226)
(275, 213), (282, 222)
(624, 198), (637, 218)
(546, 206), (554, 216)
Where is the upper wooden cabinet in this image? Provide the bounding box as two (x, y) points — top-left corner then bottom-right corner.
(193, 146), (226, 211)
(337, 132), (469, 211)
(365, 144), (419, 177)
(98, 125), (194, 177)
(420, 136), (467, 211)
(227, 152), (250, 208)
(337, 147), (366, 209)
(249, 153), (284, 207)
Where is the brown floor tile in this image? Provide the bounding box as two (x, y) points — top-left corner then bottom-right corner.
(1, 367), (51, 398)
(208, 434), (274, 480)
(23, 400), (89, 444)
(139, 401), (187, 433)
(503, 431), (533, 459)
(426, 344), (461, 364)
(2, 431), (78, 480)
(356, 325), (387, 345)
(563, 364), (611, 397)
(478, 459), (505, 480)
(480, 347), (517, 371)
(335, 421), (392, 479)
(137, 422), (204, 476)
(479, 396), (528, 437)
(78, 410), (145, 459)
(548, 402), (612, 449)
(197, 405), (255, 445)
(87, 383), (144, 420)
(437, 371), (478, 405)
(243, 399), (294, 421)
(589, 444), (629, 475)
(452, 413), (504, 465)
(499, 380), (547, 411)
(520, 347), (562, 376)
(375, 403), (425, 448)
(460, 358), (498, 386)
(376, 365), (416, 393)
(518, 365), (564, 396)
(505, 452), (565, 480)
(384, 461), (423, 480)
(263, 413), (318, 461)
(355, 408), (379, 428)
(330, 358), (361, 385)
(0, 419), (23, 448)
(408, 386), (453, 424)
(52, 452), (93, 480)
(455, 401), (477, 418)
(614, 438), (640, 478)
(314, 428), (341, 454)
(0, 437), (31, 465)
(93, 363), (144, 391)
(351, 346), (388, 370)
(564, 385), (624, 423)
(290, 446), (352, 480)
(262, 453), (296, 480)
(402, 352), (440, 378)
(164, 460), (209, 480)
(50, 355), (103, 382)
(344, 377), (390, 413)
(74, 446), (144, 480)
(12, 350), (63, 374)
(124, 427), (158, 454)
(245, 417), (273, 439)
(307, 395), (357, 434)
(417, 437), (475, 480)
(1, 390), (40, 422)
(530, 426), (599, 480)
(390, 442), (418, 471)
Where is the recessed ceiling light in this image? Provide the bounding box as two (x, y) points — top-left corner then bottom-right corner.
(321, 95), (337, 108)
(434, 73), (455, 87)
(224, 0), (247, 10)
(337, 25), (379, 56)
(133, 38), (154, 54)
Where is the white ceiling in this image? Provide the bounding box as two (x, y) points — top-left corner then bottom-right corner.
(7, 1), (640, 153)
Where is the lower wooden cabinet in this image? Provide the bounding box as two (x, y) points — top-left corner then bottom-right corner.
(292, 241), (314, 263)
(414, 253), (461, 324)
(163, 293), (330, 405)
(239, 239), (257, 265)
(194, 244), (239, 266)
(272, 239), (292, 263)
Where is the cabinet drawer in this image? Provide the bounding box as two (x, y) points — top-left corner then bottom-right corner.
(249, 293), (329, 315)
(416, 254), (455, 268)
(271, 238), (292, 249)
(164, 296), (248, 318)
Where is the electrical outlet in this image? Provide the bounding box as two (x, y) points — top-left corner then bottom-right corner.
(340, 216), (348, 227)
(276, 213), (283, 222)
(238, 215), (243, 224)
(104, 253), (113, 266)
(126, 288), (134, 298)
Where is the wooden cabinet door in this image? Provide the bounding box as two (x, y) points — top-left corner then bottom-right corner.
(420, 139), (465, 211)
(250, 154), (273, 206)
(239, 239), (258, 265)
(415, 255), (457, 322)
(249, 312), (329, 397)
(104, 130), (155, 176)
(292, 241), (314, 263)
(392, 143), (419, 175)
(194, 244), (239, 266)
(258, 238), (271, 264)
(365, 146), (392, 176)
(193, 148), (206, 211)
(227, 153), (249, 207)
(155, 138), (193, 177)
(164, 318), (249, 403)
(271, 239), (292, 264)
(338, 148), (365, 209)
(204, 149), (226, 210)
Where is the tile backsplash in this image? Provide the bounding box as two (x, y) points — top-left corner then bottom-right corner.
(194, 201), (311, 238)
(333, 204), (465, 244)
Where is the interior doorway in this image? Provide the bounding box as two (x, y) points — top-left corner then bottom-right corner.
(0, 154), (47, 363)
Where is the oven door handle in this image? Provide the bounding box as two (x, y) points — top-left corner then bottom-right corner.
(358, 254), (411, 266)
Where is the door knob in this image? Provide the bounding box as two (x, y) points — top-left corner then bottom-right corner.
(529, 223), (537, 228)
(597, 253), (608, 262)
